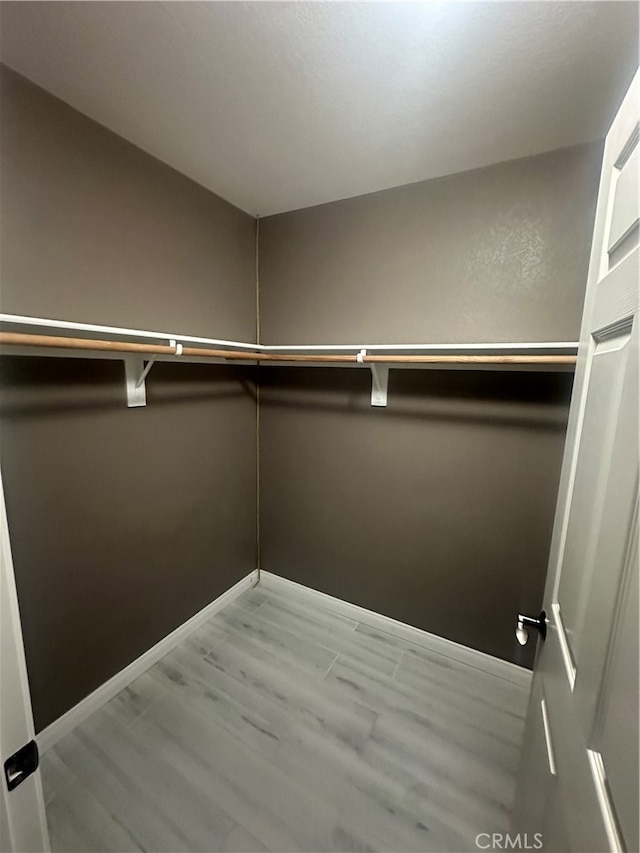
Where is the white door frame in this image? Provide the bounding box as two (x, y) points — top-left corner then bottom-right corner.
(0, 467), (49, 852)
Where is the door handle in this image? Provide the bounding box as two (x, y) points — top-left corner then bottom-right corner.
(515, 610), (547, 645)
(4, 740), (39, 792)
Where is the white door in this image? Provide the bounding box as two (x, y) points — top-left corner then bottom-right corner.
(0, 470), (49, 852)
(512, 71), (639, 852)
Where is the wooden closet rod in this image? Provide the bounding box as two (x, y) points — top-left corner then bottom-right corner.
(0, 332), (577, 365)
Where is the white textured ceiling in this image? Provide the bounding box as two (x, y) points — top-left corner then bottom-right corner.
(1, 1), (638, 216)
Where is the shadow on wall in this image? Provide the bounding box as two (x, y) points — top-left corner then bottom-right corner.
(0, 358), (258, 417)
(258, 366), (573, 432)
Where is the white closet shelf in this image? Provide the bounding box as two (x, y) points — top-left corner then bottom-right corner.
(0, 313), (578, 408)
(0, 314), (578, 359)
(0, 313), (261, 352)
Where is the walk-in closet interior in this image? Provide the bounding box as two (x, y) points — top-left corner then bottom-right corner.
(1, 3), (638, 852)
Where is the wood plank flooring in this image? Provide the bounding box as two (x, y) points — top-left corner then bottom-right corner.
(41, 579), (531, 852)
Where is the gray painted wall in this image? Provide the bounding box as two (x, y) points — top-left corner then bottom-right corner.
(0, 359), (257, 730)
(258, 145), (602, 666)
(0, 67), (257, 730)
(259, 143), (602, 345)
(259, 367), (572, 668)
(1, 67), (256, 341)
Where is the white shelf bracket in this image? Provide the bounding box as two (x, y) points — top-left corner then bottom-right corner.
(370, 363), (389, 407)
(124, 339), (182, 407)
(357, 349), (389, 407)
(124, 355), (148, 407)
(135, 356), (157, 389)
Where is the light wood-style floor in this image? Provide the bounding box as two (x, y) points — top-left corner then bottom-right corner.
(41, 578), (531, 853)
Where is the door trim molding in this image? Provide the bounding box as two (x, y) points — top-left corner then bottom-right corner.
(1, 470), (50, 851)
(37, 570), (259, 754)
(260, 571), (532, 688)
(587, 749), (624, 853)
(551, 602), (577, 690)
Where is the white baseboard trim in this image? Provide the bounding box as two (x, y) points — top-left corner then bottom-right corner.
(37, 570), (259, 754)
(259, 571), (532, 689)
